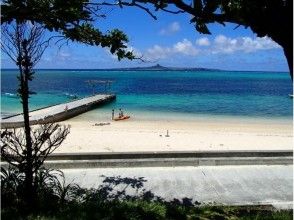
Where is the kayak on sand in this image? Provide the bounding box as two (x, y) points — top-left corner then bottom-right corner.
(113, 115), (130, 121)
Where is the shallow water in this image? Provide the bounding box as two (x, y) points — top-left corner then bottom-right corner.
(1, 69), (292, 122)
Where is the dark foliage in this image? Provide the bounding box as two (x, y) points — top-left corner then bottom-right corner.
(1, 124), (70, 172)
(97, 0), (293, 79)
(0, 0), (137, 213)
(1, 168), (198, 219)
(1, 123), (70, 213)
(1, 0), (136, 60)
(1, 20), (73, 213)
(1, 167), (293, 220)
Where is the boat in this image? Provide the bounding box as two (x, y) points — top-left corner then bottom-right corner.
(113, 115), (130, 121)
(288, 94), (293, 98)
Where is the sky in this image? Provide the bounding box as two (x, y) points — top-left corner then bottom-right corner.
(1, 5), (289, 72)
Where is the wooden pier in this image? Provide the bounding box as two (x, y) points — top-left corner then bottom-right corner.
(1, 94), (116, 128)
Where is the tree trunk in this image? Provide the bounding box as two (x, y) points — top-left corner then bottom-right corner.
(23, 68), (35, 211)
(283, 46), (293, 81)
(268, 30), (292, 81)
(18, 44), (35, 212)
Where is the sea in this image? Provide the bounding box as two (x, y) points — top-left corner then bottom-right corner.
(1, 69), (293, 123)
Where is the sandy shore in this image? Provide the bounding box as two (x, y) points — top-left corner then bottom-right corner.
(57, 117), (293, 153)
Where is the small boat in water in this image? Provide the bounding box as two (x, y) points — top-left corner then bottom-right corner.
(113, 115), (130, 121)
(288, 94), (294, 98)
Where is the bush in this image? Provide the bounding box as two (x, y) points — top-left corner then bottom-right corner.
(1, 166), (293, 220)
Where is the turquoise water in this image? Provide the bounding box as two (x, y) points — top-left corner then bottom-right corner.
(1, 69), (293, 121)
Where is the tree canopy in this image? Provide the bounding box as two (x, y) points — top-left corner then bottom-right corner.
(165, 0), (293, 79)
(1, 0), (292, 74)
(93, 0), (293, 79)
(1, 0), (135, 60)
(0, 1), (137, 212)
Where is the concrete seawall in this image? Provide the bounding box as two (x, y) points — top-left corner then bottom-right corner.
(1, 150), (289, 169)
(1, 94), (116, 128)
(45, 150), (293, 160)
(42, 150), (292, 169)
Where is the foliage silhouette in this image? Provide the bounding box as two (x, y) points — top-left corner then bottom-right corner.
(1, 0), (136, 61)
(1, 1), (138, 211)
(1, 123), (70, 213)
(1, 167), (293, 219)
(98, 0), (293, 79)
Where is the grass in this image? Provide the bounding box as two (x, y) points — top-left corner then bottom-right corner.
(2, 201), (293, 220)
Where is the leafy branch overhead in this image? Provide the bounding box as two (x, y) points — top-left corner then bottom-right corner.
(95, 0), (291, 38)
(90, 0), (293, 78)
(1, 0), (135, 60)
(1, 0), (292, 71)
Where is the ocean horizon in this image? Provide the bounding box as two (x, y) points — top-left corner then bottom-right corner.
(1, 69), (292, 122)
(1, 68), (290, 73)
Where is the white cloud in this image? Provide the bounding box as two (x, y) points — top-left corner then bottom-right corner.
(145, 39), (198, 61)
(173, 39), (198, 55)
(42, 56), (52, 62)
(56, 50), (71, 61)
(146, 45), (172, 60)
(159, 22), (180, 35)
(196, 37), (210, 46)
(106, 35), (281, 62)
(212, 35), (280, 54)
(59, 51), (71, 57)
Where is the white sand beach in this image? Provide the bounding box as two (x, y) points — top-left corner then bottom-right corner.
(57, 117), (293, 153)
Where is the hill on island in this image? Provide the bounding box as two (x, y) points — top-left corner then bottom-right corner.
(96, 64), (221, 72)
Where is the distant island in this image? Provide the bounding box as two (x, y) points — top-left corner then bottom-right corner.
(97, 64), (221, 72)
(2, 65), (288, 73)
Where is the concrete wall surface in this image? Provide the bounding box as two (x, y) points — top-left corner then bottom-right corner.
(62, 165), (293, 209)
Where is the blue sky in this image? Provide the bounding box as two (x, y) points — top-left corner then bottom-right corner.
(1, 6), (289, 72)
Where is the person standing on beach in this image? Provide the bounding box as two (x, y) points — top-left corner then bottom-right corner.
(119, 108), (124, 118)
(112, 109), (114, 120)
